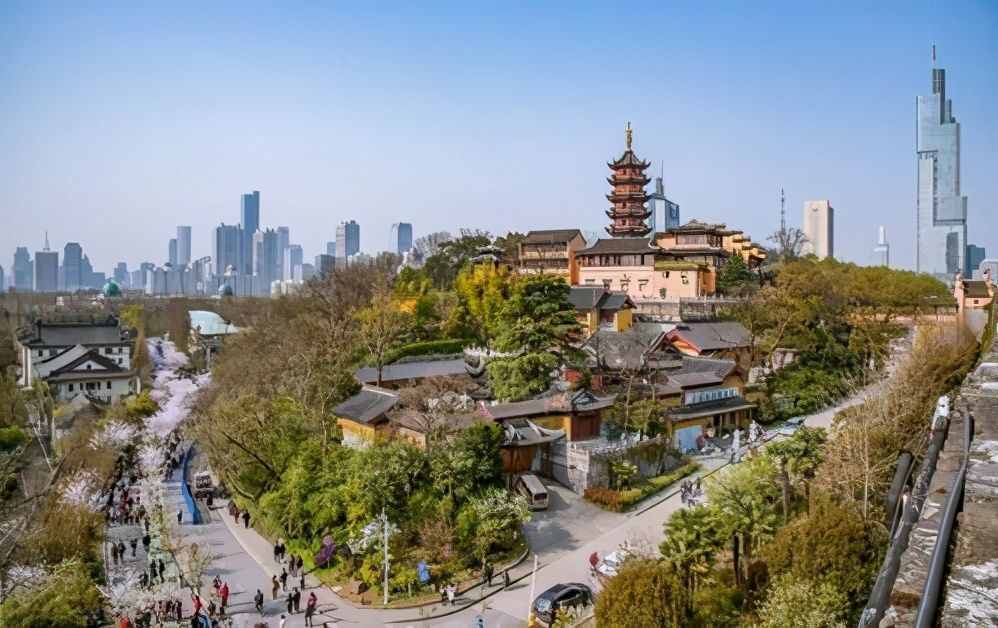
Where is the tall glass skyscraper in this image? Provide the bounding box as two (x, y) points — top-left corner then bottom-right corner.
(390, 222), (413, 254)
(336, 220), (360, 262)
(241, 191), (260, 275)
(916, 66), (968, 279)
(176, 225), (192, 266)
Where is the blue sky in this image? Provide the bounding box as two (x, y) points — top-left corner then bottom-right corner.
(2, 1), (996, 273)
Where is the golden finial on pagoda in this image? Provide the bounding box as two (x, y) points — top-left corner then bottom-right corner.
(625, 121), (633, 150)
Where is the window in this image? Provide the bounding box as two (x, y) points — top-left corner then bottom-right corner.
(620, 279), (630, 291)
(681, 273), (689, 285)
(107, 381), (112, 390)
(659, 288), (667, 298)
(602, 280), (612, 289)
(117, 358), (122, 365)
(68, 384), (74, 392)
(665, 271), (670, 278)
(584, 279), (596, 285)
(86, 364), (92, 370)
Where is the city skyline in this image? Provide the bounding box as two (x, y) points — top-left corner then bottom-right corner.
(2, 3), (997, 274)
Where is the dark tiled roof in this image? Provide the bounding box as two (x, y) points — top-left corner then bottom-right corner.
(524, 229), (584, 244)
(577, 238), (656, 255)
(669, 396), (756, 420)
(667, 219), (726, 233)
(334, 386), (399, 424)
(667, 322), (751, 352)
(963, 280), (991, 298)
(582, 325), (667, 370)
(479, 389), (615, 420)
(608, 150), (650, 169)
(23, 321), (129, 347)
(673, 356), (737, 379)
(355, 358), (468, 384)
(668, 372), (723, 388)
(50, 350), (124, 376)
(567, 287), (634, 312)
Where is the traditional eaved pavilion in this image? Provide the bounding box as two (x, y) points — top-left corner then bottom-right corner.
(605, 122), (652, 237)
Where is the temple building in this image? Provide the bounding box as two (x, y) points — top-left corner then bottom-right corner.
(605, 122), (652, 238)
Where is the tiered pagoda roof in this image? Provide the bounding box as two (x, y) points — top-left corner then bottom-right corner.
(606, 122), (651, 238)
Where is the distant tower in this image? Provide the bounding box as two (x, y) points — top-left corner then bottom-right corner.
(646, 174), (680, 233)
(802, 200), (835, 259)
(779, 188), (786, 233)
(874, 226), (890, 267)
(605, 122), (652, 237)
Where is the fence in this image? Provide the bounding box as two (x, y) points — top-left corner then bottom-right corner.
(180, 444), (201, 525)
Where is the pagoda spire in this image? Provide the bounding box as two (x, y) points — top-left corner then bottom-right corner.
(605, 123), (651, 237)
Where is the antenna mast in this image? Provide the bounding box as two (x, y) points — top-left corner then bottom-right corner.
(779, 188), (786, 233)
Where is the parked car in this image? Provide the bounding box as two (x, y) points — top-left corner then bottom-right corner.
(515, 473), (549, 510)
(774, 415), (806, 436)
(532, 583), (593, 625)
(596, 549), (633, 578)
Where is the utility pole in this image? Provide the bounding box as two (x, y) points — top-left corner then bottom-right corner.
(526, 554), (538, 625)
(779, 187), (786, 234)
(380, 508), (391, 606)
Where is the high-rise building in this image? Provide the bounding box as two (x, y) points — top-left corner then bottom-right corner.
(314, 254), (335, 277)
(34, 250), (58, 292)
(213, 223), (243, 277)
(63, 242), (83, 292)
(646, 176), (681, 233)
(916, 61), (968, 278)
(0, 265), (5, 293)
(81, 254), (96, 289)
(802, 200), (834, 259)
(336, 221), (360, 261)
(874, 226), (891, 267)
(326, 241), (336, 257)
(277, 226), (291, 278)
(966, 244), (987, 277)
(114, 262), (129, 287)
(283, 244), (303, 281)
(176, 226), (192, 266)
(241, 191), (260, 275)
(168, 238), (178, 267)
(390, 223), (413, 255)
(13, 247), (32, 292)
(253, 228), (281, 293)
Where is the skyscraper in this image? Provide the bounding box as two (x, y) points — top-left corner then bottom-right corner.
(13, 247), (32, 292)
(277, 226), (291, 278)
(390, 223), (413, 255)
(213, 223), (243, 277)
(253, 228), (281, 293)
(63, 242), (83, 292)
(314, 254), (335, 277)
(646, 177), (681, 233)
(34, 250), (58, 292)
(916, 60), (968, 278)
(168, 238), (178, 267)
(802, 200), (834, 259)
(283, 244), (303, 281)
(176, 226), (192, 266)
(0, 265), (5, 293)
(874, 226), (891, 267)
(326, 241), (336, 257)
(241, 191), (260, 275)
(966, 244), (986, 277)
(114, 262), (129, 287)
(336, 221), (360, 262)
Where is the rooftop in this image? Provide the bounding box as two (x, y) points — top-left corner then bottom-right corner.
(21, 318), (129, 347)
(333, 385), (400, 424)
(523, 229), (584, 245)
(355, 358), (469, 385)
(963, 280), (991, 298)
(190, 310), (239, 336)
(667, 322), (752, 352)
(567, 287), (635, 312)
(577, 238), (656, 256)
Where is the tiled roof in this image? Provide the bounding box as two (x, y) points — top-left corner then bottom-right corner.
(667, 322), (751, 352)
(567, 287), (634, 312)
(50, 350), (124, 376)
(963, 280), (991, 298)
(355, 358), (468, 384)
(577, 238), (656, 255)
(334, 386), (399, 424)
(479, 390), (615, 420)
(524, 229), (584, 244)
(669, 396), (756, 420)
(23, 321), (128, 347)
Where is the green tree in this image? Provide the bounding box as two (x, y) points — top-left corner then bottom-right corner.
(0, 560), (104, 628)
(458, 488), (530, 566)
(660, 506), (724, 603)
(706, 455), (780, 589)
(424, 232), (493, 289)
(594, 559), (691, 628)
(356, 289), (411, 386)
(763, 494), (883, 610)
(765, 426), (827, 521)
(716, 254), (758, 296)
(454, 263), (514, 344)
(755, 574), (848, 628)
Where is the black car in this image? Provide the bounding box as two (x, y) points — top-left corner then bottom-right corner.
(532, 582), (593, 625)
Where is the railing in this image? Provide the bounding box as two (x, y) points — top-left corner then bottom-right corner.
(180, 444), (201, 525)
(913, 413), (974, 628)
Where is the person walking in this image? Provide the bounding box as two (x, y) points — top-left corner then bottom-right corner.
(142, 533), (151, 553)
(272, 575), (280, 600)
(503, 569), (510, 589)
(286, 592), (294, 615)
(296, 555), (304, 574)
(299, 570), (305, 593)
(111, 542), (119, 565)
(130, 538), (138, 558)
(220, 581), (229, 609)
(279, 615), (287, 628)
(289, 556), (297, 578)
(177, 509), (183, 525)
(485, 562), (494, 587)
(273, 542), (280, 562)
(280, 568), (288, 592)
(446, 583), (456, 606)
(254, 589), (265, 614)
(304, 591), (318, 626)
(292, 587), (301, 614)
(242, 511), (250, 528)
(158, 558), (166, 581)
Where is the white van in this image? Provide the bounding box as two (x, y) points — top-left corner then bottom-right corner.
(515, 473), (549, 510)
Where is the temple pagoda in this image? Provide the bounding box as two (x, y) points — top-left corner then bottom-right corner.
(605, 122), (652, 237)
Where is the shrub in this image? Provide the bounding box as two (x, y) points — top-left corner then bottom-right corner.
(383, 338), (470, 364)
(595, 559), (690, 627)
(585, 463), (700, 512)
(755, 574), (848, 628)
(125, 391), (159, 419)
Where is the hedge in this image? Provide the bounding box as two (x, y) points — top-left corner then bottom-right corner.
(585, 462), (700, 512)
(383, 338), (471, 364)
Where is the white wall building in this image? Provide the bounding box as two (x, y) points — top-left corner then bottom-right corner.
(802, 200), (834, 259)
